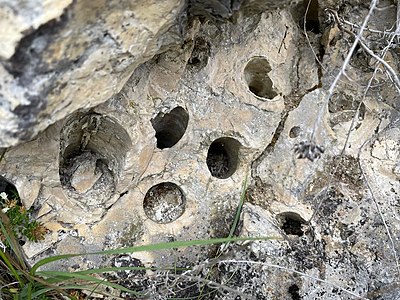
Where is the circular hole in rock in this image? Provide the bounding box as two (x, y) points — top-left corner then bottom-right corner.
(277, 212), (306, 237)
(0, 176), (28, 245)
(244, 57), (278, 100)
(143, 182), (186, 224)
(288, 284), (302, 300)
(289, 126), (301, 138)
(188, 37), (211, 69)
(206, 137), (241, 179)
(59, 113), (131, 205)
(151, 107), (189, 149)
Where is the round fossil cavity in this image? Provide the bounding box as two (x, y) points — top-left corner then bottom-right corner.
(276, 212), (307, 237)
(244, 57), (278, 100)
(289, 126), (301, 138)
(206, 137), (241, 179)
(143, 182), (186, 224)
(59, 112), (131, 206)
(151, 106), (189, 149)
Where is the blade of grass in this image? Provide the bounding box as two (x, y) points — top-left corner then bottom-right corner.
(30, 272), (144, 298)
(36, 265), (190, 279)
(198, 174), (249, 299)
(15, 269), (82, 300)
(228, 173), (248, 239)
(31, 236), (275, 274)
(0, 249), (23, 288)
(86, 276), (106, 299)
(19, 282), (33, 300)
(0, 211), (27, 270)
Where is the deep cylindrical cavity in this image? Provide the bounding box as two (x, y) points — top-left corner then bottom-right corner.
(244, 57), (277, 99)
(0, 175), (19, 202)
(59, 112), (131, 205)
(143, 182), (186, 224)
(277, 212), (306, 237)
(206, 137), (241, 179)
(151, 107), (189, 149)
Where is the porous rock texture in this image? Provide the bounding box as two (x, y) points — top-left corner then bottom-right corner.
(1, 0), (400, 299)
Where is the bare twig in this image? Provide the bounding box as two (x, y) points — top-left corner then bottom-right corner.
(358, 136), (400, 276)
(311, 0), (378, 141)
(169, 272), (257, 300)
(397, 0), (400, 34)
(303, 0), (323, 67)
(309, 1), (400, 223)
(219, 260), (368, 299)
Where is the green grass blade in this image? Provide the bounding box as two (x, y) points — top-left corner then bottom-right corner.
(29, 286), (79, 299)
(36, 265), (189, 279)
(19, 282), (33, 300)
(0, 249), (23, 287)
(31, 236), (273, 274)
(30, 271), (144, 298)
(0, 211), (27, 270)
(229, 173), (248, 239)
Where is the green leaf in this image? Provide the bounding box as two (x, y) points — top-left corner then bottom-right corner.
(31, 236), (274, 274)
(229, 173), (248, 239)
(30, 272), (144, 298)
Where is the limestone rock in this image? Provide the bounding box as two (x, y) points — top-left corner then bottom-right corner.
(70, 154), (102, 194)
(0, 0), (72, 60)
(0, 1), (399, 299)
(0, 0), (185, 147)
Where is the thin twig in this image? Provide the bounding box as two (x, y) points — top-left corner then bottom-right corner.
(311, 0), (378, 141)
(355, 38), (400, 92)
(171, 272), (257, 300)
(358, 137), (400, 277)
(303, 0), (323, 67)
(220, 260), (368, 299)
(309, 1), (400, 223)
(397, 0), (400, 34)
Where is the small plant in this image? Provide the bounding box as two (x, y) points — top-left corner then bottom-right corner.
(0, 175), (273, 299)
(0, 191), (48, 249)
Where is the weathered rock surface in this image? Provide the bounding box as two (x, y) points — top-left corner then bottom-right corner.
(0, 0), (399, 299)
(0, 0), (185, 147)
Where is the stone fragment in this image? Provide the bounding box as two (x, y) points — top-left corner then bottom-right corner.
(70, 158), (102, 194)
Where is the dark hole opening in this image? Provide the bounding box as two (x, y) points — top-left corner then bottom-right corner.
(206, 137), (241, 179)
(59, 113), (130, 203)
(278, 212), (306, 236)
(303, 0), (320, 34)
(187, 37), (211, 69)
(288, 284), (302, 300)
(0, 175), (19, 201)
(151, 107), (189, 149)
(289, 126), (301, 138)
(244, 57), (278, 99)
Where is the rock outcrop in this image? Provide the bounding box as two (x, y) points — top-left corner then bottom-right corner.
(1, 0), (399, 299)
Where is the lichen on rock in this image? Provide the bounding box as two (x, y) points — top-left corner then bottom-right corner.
(1, 0), (400, 299)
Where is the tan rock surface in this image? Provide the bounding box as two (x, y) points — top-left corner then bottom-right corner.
(0, 0), (185, 147)
(0, 1), (399, 299)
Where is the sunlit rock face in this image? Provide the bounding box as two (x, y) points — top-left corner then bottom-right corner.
(1, 0), (399, 299)
(0, 0), (185, 147)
